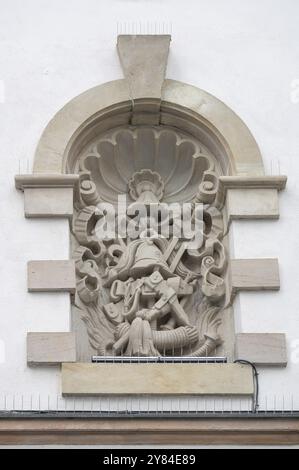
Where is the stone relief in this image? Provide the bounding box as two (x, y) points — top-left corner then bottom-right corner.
(72, 127), (229, 357)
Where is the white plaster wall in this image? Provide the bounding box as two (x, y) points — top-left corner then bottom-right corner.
(0, 0), (299, 410)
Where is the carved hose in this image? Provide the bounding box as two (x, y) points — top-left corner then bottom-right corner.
(113, 322), (199, 355)
(189, 336), (217, 357)
(152, 326), (198, 351)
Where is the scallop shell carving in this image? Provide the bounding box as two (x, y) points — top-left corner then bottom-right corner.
(78, 127), (216, 204)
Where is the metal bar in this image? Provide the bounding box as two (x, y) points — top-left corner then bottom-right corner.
(91, 356), (227, 363)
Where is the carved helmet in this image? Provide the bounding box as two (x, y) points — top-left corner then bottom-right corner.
(130, 239), (175, 279)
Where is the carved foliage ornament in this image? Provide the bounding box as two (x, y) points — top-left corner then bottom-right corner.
(72, 127), (228, 357)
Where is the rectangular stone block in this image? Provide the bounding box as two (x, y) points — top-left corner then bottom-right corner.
(235, 333), (287, 366)
(62, 363), (254, 396)
(24, 187), (74, 218)
(231, 258), (280, 292)
(117, 35), (171, 101)
(226, 188), (279, 220)
(27, 332), (76, 365)
(27, 260), (76, 293)
(117, 35), (170, 124)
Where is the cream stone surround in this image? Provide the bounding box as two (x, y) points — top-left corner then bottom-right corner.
(31, 78), (263, 176)
(62, 363), (254, 396)
(15, 35), (287, 396)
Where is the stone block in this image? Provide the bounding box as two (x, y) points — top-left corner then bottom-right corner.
(235, 333), (287, 366)
(27, 332), (76, 365)
(24, 187), (73, 218)
(117, 35), (170, 101)
(117, 35), (170, 122)
(226, 188), (279, 220)
(62, 363), (254, 396)
(231, 258), (280, 292)
(27, 260), (76, 293)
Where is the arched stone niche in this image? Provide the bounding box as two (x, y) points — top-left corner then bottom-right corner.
(71, 123), (233, 362)
(16, 36), (287, 395)
(32, 78), (264, 177)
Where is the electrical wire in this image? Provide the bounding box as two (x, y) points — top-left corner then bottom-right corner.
(234, 359), (259, 413)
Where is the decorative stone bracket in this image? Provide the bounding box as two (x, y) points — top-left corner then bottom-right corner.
(217, 175), (287, 221)
(15, 174), (79, 218)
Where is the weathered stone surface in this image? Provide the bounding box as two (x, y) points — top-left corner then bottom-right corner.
(24, 187), (73, 218)
(27, 332), (76, 365)
(117, 35), (170, 123)
(235, 333), (287, 366)
(61, 363), (254, 396)
(162, 81), (265, 177)
(32, 80), (131, 173)
(117, 35), (170, 101)
(231, 258), (280, 292)
(27, 260), (76, 292)
(226, 188), (279, 220)
(15, 174), (79, 217)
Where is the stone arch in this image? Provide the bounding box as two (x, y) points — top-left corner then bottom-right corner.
(32, 79), (264, 177)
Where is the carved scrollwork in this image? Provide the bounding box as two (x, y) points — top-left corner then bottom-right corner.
(74, 246), (102, 304)
(196, 170), (219, 204)
(200, 239), (227, 302)
(79, 178), (100, 206)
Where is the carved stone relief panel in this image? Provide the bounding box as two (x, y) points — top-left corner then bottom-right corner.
(71, 126), (234, 360)
(14, 35), (287, 397)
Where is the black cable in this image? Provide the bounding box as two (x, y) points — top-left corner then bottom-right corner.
(234, 359), (259, 413)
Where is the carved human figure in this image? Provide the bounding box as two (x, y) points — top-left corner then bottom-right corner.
(102, 238), (197, 356)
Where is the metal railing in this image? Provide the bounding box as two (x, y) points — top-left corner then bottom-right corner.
(0, 394), (297, 417)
